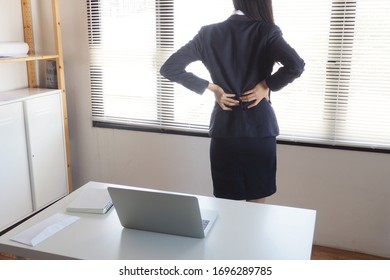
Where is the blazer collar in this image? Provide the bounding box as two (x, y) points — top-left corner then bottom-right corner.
(228, 14), (251, 21)
(233, 10), (245, 16)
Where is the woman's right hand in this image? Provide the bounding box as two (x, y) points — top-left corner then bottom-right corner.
(208, 83), (239, 111)
(240, 80), (270, 109)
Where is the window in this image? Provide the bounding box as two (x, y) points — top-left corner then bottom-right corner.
(88, 0), (232, 133)
(87, 0), (390, 151)
(272, 0), (390, 150)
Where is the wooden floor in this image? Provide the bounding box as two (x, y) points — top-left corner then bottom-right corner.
(311, 245), (388, 260)
(0, 245), (388, 260)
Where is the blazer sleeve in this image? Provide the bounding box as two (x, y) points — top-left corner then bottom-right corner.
(265, 26), (305, 92)
(160, 30), (210, 94)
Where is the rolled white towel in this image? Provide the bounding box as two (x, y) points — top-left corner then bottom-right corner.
(0, 41), (29, 57)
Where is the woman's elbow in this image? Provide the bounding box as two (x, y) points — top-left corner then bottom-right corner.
(160, 63), (169, 79)
(293, 59), (305, 78)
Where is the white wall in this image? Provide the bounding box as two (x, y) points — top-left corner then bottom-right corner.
(2, 0), (389, 258)
(0, 0), (28, 92)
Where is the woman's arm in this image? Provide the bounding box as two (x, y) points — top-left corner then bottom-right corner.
(264, 26), (305, 92)
(160, 32), (210, 94)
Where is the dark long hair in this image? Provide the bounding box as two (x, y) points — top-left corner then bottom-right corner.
(233, 0), (275, 24)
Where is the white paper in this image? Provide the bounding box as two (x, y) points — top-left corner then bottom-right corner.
(10, 213), (80, 247)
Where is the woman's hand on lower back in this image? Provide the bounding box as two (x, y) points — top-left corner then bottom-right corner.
(208, 83), (239, 111)
(240, 80), (270, 109)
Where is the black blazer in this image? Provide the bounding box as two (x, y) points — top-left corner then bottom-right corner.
(160, 14), (305, 138)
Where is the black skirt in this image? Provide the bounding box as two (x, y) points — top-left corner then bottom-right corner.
(210, 137), (277, 200)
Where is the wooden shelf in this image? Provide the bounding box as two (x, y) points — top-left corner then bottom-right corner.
(0, 0), (73, 192)
(0, 54), (59, 63)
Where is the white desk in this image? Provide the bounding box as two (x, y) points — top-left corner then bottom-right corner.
(0, 181), (316, 260)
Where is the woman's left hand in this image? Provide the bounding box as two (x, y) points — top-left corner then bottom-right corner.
(240, 80), (270, 109)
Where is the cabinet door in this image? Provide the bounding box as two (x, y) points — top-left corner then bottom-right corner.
(24, 92), (68, 210)
(0, 102), (33, 231)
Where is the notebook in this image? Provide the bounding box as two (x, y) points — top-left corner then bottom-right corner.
(66, 188), (113, 214)
(107, 186), (218, 238)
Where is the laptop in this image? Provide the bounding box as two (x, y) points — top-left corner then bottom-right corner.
(107, 186), (218, 238)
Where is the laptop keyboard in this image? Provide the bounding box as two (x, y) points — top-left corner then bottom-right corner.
(202, 219), (210, 230)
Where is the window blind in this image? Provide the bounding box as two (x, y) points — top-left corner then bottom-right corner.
(88, 0), (390, 151)
(88, 0), (233, 133)
(272, 0), (390, 149)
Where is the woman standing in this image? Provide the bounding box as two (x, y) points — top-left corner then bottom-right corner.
(160, 0), (304, 203)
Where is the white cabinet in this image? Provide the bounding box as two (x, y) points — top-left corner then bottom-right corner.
(24, 91), (68, 210)
(0, 102), (33, 230)
(0, 88), (68, 231)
